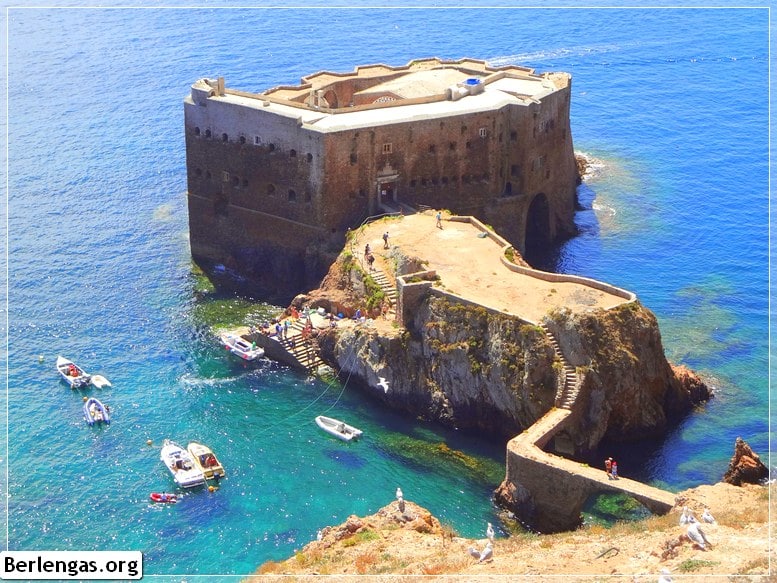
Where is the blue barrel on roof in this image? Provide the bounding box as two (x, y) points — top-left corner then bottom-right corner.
(465, 78), (481, 85)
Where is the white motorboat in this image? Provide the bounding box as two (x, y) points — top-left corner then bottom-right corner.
(220, 333), (265, 361)
(56, 356), (111, 389)
(83, 397), (111, 425)
(187, 441), (225, 480)
(315, 415), (363, 442)
(160, 439), (206, 488)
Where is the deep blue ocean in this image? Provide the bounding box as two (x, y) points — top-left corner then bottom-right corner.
(3, 4), (770, 579)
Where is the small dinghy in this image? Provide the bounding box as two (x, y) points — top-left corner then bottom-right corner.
(160, 439), (206, 488)
(83, 397), (111, 425)
(315, 415), (363, 442)
(149, 492), (178, 504)
(56, 356), (111, 389)
(220, 333), (265, 361)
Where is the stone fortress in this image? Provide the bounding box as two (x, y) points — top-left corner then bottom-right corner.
(184, 57), (577, 300)
(185, 58), (711, 532)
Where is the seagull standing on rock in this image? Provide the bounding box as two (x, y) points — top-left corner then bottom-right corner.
(486, 522), (495, 543)
(686, 517), (711, 550)
(478, 541), (493, 563)
(701, 508), (716, 524)
(396, 487), (403, 501)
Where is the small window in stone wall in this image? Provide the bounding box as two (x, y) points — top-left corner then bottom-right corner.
(222, 171), (230, 182)
(465, 141), (472, 149)
(288, 189), (296, 202)
(460, 125), (467, 135)
(290, 149), (297, 158)
(239, 135), (246, 144)
(479, 127), (487, 138)
(546, 169), (551, 179)
(449, 142), (456, 151)
(510, 130), (517, 141)
(269, 143), (276, 152)
(421, 178), (428, 186)
(222, 133), (228, 142)
(254, 136), (261, 145)
(350, 153), (357, 164)
(267, 184), (276, 196)
(307, 153), (313, 162)
(205, 129), (212, 138)
(511, 164), (519, 177)
(194, 127), (201, 136)
(441, 176), (448, 184)
(382, 143), (392, 154)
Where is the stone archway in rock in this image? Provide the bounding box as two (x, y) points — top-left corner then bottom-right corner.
(524, 192), (552, 268)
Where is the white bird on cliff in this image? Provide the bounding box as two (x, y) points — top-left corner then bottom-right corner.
(701, 508), (716, 524)
(686, 517), (710, 550)
(658, 567), (673, 583)
(396, 487), (403, 501)
(478, 541), (493, 563)
(467, 546), (481, 559)
(679, 506), (690, 526)
(397, 496), (406, 513)
(316, 529), (323, 542)
(486, 522), (495, 543)
(377, 376), (390, 393)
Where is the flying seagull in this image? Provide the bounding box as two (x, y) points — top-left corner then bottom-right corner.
(377, 377), (390, 393)
(486, 522), (495, 543)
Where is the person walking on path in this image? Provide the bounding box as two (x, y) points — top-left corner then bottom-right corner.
(364, 243), (371, 257)
(367, 253), (375, 271)
(604, 457), (613, 479)
(383, 231), (390, 249)
(611, 460), (618, 479)
(436, 211), (443, 229)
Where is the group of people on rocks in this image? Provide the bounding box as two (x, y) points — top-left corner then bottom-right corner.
(604, 457), (618, 479)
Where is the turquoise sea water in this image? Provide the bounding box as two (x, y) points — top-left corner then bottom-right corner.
(3, 5), (770, 578)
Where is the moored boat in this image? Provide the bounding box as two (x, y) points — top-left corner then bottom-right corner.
(83, 397), (111, 425)
(160, 439), (206, 488)
(187, 442), (225, 479)
(56, 356), (111, 389)
(315, 415), (363, 442)
(149, 492), (178, 504)
(220, 333), (265, 361)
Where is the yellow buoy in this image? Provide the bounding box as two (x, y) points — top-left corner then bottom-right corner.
(82, 396), (88, 402)
(208, 485), (215, 492)
(146, 439), (153, 446)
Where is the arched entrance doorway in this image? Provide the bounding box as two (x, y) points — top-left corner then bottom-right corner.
(524, 193), (552, 268)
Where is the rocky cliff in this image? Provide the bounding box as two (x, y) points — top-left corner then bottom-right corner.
(301, 254), (710, 453)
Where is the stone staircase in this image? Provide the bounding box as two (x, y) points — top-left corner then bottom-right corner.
(368, 266), (397, 319)
(539, 323), (579, 409)
(277, 319), (326, 373)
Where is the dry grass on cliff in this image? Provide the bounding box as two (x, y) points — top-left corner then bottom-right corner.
(245, 482), (773, 582)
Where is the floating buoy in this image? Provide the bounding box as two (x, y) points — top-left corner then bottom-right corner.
(208, 485), (215, 492)
(82, 396), (88, 402)
(38, 355), (44, 363)
(146, 439), (153, 446)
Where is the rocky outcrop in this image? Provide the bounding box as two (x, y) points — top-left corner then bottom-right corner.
(542, 304), (712, 452)
(310, 256), (710, 450)
(316, 297), (558, 440)
(723, 437), (768, 486)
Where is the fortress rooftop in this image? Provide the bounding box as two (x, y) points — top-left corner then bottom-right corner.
(189, 57), (569, 133)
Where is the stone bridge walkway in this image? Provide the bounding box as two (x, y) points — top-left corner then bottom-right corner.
(509, 407), (677, 531)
